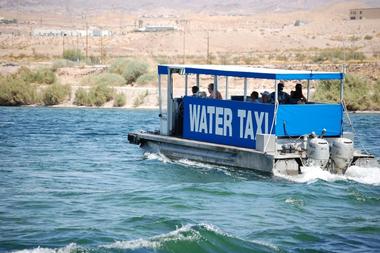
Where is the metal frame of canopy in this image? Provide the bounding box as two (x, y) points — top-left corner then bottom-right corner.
(157, 64), (345, 140)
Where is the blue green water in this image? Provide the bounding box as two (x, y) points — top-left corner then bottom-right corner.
(0, 107), (379, 253)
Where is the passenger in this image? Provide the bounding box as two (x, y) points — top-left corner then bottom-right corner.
(289, 83), (307, 104)
(250, 91), (260, 103)
(270, 82), (289, 104)
(191, 86), (200, 97)
(260, 91), (270, 103)
(208, 83), (223, 100)
(199, 91), (207, 98)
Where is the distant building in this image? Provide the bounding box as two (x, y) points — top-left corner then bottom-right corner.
(135, 25), (177, 32)
(32, 27), (112, 37)
(349, 8), (380, 20)
(0, 17), (17, 24)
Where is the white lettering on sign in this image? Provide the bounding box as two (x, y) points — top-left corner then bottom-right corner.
(223, 108), (232, 137)
(238, 109), (246, 138)
(207, 106), (215, 134)
(254, 111), (264, 135)
(215, 107), (224, 136)
(189, 104), (269, 139)
(237, 109), (269, 140)
(189, 104), (200, 132)
(199, 105), (208, 133)
(244, 111), (254, 140)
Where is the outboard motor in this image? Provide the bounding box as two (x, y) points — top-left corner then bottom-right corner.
(330, 138), (354, 174)
(307, 135), (329, 168)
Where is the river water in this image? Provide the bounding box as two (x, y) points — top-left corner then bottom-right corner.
(0, 107), (379, 253)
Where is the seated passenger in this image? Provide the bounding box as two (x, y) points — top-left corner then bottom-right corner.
(270, 82), (289, 104)
(250, 91), (260, 103)
(199, 91), (207, 98)
(191, 86), (200, 97)
(260, 91), (270, 103)
(208, 83), (223, 100)
(289, 83), (307, 104)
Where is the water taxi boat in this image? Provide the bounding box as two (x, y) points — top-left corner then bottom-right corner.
(128, 65), (377, 175)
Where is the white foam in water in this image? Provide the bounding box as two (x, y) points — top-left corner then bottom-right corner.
(177, 159), (234, 176)
(12, 243), (78, 253)
(144, 153), (236, 177)
(345, 166), (380, 186)
(144, 152), (171, 163)
(101, 224), (202, 250)
(274, 165), (380, 186)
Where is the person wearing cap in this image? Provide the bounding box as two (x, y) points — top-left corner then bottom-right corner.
(270, 82), (289, 104)
(260, 91), (270, 103)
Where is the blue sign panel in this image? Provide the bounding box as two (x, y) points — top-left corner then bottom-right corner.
(275, 104), (343, 137)
(183, 96), (275, 149)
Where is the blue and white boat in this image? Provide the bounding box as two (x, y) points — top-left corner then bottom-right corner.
(128, 64), (377, 175)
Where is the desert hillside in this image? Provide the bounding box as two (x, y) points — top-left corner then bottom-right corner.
(0, 0), (379, 110)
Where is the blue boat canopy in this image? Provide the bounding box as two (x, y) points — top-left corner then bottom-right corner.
(158, 64), (344, 80)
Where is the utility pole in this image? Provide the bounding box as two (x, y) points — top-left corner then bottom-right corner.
(100, 33), (103, 64)
(62, 34), (66, 57)
(76, 34), (79, 62)
(182, 22), (186, 64)
(85, 22), (88, 61)
(206, 31), (210, 64)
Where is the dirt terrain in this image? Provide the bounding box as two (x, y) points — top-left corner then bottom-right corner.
(0, 0), (379, 108)
(0, 1), (379, 60)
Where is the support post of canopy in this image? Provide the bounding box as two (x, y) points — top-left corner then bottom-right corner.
(167, 68), (173, 135)
(214, 75), (218, 99)
(340, 78), (344, 102)
(196, 74), (200, 87)
(158, 74), (162, 114)
(274, 79), (278, 104)
(243, 77), (247, 102)
(307, 80), (310, 101)
(225, 76), (229, 100)
(185, 73), (188, 96)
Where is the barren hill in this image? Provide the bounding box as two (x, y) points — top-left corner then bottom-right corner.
(0, 0), (378, 13)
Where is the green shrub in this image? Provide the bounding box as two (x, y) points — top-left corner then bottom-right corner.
(63, 49), (84, 62)
(364, 35), (373, 40)
(136, 72), (156, 85)
(34, 68), (56, 84)
(83, 73), (126, 86)
(113, 92), (126, 107)
(14, 66), (35, 83)
(295, 53), (306, 61)
(42, 84), (71, 105)
(312, 48), (366, 63)
(109, 58), (129, 75)
(122, 59), (149, 84)
(0, 76), (39, 105)
(86, 56), (101, 65)
(133, 90), (149, 107)
(52, 59), (75, 71)
(74, 85), (114, 107)
(312, 74), (377, 111)
(74, 88), (92, 106)
(89, 84), (114, 106)
(109, 58), (149, 84)
(12, 66), (56, 84)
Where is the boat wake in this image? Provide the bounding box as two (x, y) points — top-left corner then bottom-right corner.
(144, 152), (239, 177)
(101, 223), (279, 252)
(11, 243), (78, 253)
(274, 165), (380, 185)
(12, 224), (279, 253)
